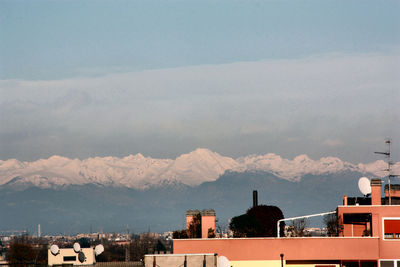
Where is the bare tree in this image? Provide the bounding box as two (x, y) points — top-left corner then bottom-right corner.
(324, 213), (339, 237)
(216, 221), (229, 238)
(286, 219), (309, 237)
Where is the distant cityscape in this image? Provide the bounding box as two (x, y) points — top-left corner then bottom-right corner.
(0, 224), (331, 263)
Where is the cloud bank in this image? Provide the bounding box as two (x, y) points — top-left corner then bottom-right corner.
(1, 52), (399, 162)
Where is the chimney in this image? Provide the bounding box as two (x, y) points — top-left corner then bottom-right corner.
(201, 209), (215, 238)
(371, 179), (382, 205)
(343, 195), (348, 206)
(186, 210), (200, 231)
(253, 190), (258, 207)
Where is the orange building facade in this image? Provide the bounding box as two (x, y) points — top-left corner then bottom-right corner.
(174, 179), (400, 267)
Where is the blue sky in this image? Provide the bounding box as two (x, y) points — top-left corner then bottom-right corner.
(0, 0), (399, 163)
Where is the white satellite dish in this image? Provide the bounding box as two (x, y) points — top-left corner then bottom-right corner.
(73, 242), (81, 253)
(358, 177), (371, 196)
(94, 244), (104, 256)
(218, 256), (230, 267)
(50, 244), (59, 256)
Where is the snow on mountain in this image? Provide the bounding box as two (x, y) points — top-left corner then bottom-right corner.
(155, 148), (239, 186)
(0, 149), (399, 189)
(234, 153), (358, 181)
(0, 153), (172, 189)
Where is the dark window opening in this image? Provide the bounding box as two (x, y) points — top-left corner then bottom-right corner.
(381, 261), (394, 267)
(342, 261), (359, 267)
(63, 256), (76, 261)
(360, 261), (377, 267)
(343, 213), (371, 224)
(342, 261), (377, 267)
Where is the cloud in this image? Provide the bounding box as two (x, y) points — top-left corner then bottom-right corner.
(0, 51), (399, 161)
(323, 139), (344, 147)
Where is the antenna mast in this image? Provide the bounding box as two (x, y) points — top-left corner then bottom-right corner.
(375, 139), (399, 205)
(125, 225), (130, 262)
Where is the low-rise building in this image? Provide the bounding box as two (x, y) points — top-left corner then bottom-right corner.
(170, 178), (400, 267)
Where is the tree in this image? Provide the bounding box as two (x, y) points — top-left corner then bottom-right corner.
(215, 221), (229, 238)
(173, 212), (202, 239)
(229, 214), (258, 237)
(172, 230), (188, 239)
(96, 240), (125, 262)
(230, 205), (285, 237)
(187, 213), (202, 238)
(286, 219), (309, 237)
(6, 239), (36, 266)
(324, 213), (339, 237)
(76, 237), (91, 248)
(207, 228), (216, 238)
(155, 240), (166, 253)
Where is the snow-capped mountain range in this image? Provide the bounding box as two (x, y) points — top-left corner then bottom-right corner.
(0, 148), (398, 189)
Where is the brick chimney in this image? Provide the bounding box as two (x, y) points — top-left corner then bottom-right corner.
(371, 179), (382, 205)
(186, 210), (200, 230)
(201, 209), (215, 238)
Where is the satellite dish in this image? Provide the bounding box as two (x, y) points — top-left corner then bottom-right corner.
(218, 256), (230, 267)
(358, 177), (371, 196)
(73, 242), (81, 253)
(78, 251), (85, 263)
(94, 244), (104, 256)
(50, 244), (59, 256)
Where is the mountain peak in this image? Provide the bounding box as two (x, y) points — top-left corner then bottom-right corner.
(293, 154), (312, 162)
(177, 148), (218, 160)
(1, 149), (399, 190)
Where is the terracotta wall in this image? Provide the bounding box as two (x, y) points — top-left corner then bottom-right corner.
(174, 237), (379, 261)
(337, 205), (400, 238)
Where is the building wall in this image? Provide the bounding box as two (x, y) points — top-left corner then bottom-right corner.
(48, 247), (95, 266)
(144, 254), (217, 267)
(174, 205), (400, 265)
(287, 263), (340, 267)
(342, 223), (367, 237)
(174, 237), (379, 262)
(96, 262), (142, 267)
(230, 260), (282, 267)
(337, 204), (400, 260)
(174, 183), (400, 265)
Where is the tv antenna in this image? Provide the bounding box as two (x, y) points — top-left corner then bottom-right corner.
(375, 139), (399, 205)
(125, 225), (130, 262)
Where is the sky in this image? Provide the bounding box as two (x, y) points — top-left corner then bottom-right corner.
(0, 0), (399, 163)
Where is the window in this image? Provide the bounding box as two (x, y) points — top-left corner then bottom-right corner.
(383, 219), (400, 239)
(380, 260), (400, 267)
(342, 262), (359, 267)
(63, 256), (76, 261)
(342, 261), (377, 267)
(381, 261), (394, 267)
(361, 261), (377, 267)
